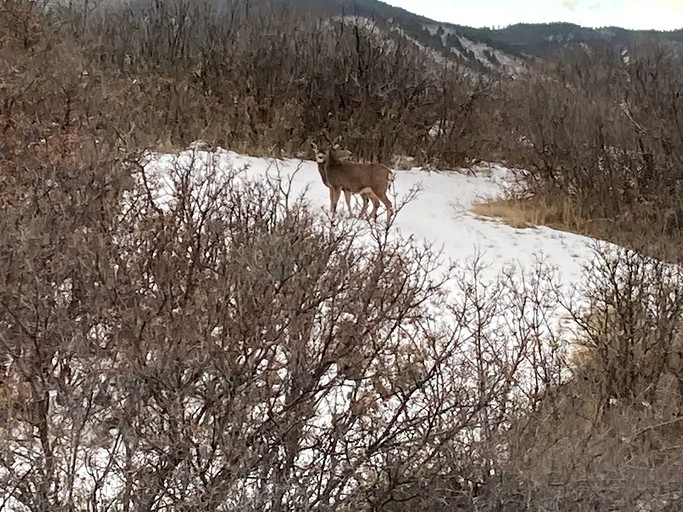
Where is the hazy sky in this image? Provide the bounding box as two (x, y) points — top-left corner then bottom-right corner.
(383, 0), (683, 30)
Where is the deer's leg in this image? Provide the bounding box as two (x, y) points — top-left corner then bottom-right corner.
(359, 194), (370, 218)
(344, 190), (353, 217)
(370, 196), (380, 220)
(358, 187), (377, 219)
(330, 187), (342, 216)
(378, 192), (394, 222)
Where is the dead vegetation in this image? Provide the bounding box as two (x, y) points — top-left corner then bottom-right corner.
(41, 0), (497, 168)
(471, 196), (582, 231)
(477, 44), (683, 252)
(49, 0), (682, 245)
(1, 1), (683, 511)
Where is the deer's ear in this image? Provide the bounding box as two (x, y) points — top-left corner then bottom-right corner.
(332, 143), (341, 150)
(311, 141), (318, 151)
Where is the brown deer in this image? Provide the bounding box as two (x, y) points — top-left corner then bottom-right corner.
(312, 143), (357, 215)
(311, 140), (394, 221)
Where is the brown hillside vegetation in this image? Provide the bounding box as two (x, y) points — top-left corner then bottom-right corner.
(481, 45), (683, 254)
(1, 1), (682, 510)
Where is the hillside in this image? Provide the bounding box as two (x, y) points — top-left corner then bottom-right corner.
(79, 0), (683, 74)
(3, 1), (683, 509)
(331, 0), (683, 73)
(146, 144), (599, 297)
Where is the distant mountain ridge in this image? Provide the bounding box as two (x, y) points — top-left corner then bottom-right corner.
(75, 0), (683, 74)
(297, 0), (683, 73)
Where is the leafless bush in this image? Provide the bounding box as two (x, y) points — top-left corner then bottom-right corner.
(0, 12), (575, 502)
(5, 3), (683, 511)
(565, 241), (683, 412)
(0, 11), (570, 507)
(496, 241), (683, 512)
(0, 139), (577, 511)
(40, 0), (495, 166)
(502, 43), (683, 242)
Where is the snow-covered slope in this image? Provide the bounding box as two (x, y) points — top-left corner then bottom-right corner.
(140, 143), (677, 371)
(422, 23), (527, 74)
(334, 15), (528, 76)
(144, 146), (598, 289)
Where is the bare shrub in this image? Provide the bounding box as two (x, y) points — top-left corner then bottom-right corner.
(0, 10), (573, 501)
(565, 241), (683, 412)
(497, 241), (683, 511)
(501, 43), (683, 244)
(43, 0), (495, 166)
(0, 137), (576, 510)
(5, 3), (683, 511)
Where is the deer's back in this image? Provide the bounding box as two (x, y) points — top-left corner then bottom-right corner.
(325, 161), (391, 194)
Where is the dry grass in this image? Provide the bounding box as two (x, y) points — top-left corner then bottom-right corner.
(470, 195), (605, 237)
(472, 196), (683, 266)
(471, 196), (565, 229)
(471, 197), (542, 229)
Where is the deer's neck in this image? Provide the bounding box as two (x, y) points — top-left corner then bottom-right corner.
(325, 152), (345, 177)
(317, 162), (330, 186)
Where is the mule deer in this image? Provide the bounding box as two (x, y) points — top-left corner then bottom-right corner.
(311, 141), (394, 221)
(312, 143), (382, 217)
(312, 143), (357, 215)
